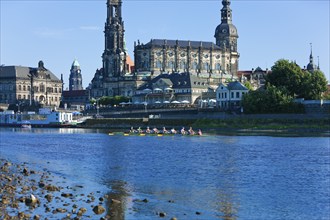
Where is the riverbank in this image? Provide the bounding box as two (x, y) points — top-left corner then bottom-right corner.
(0, 158), (110, 219)
(80, 116), (330, 136)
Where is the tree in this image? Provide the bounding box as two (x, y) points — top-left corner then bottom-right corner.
(267, 59), (328, 100)
(301, 70), (328, 100)
(244, 81), (253, 91)
(266, 59), (305, 97)
(242, 84), (304, 114)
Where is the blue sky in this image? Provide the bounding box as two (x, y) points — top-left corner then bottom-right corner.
(1, 0), (329, 89)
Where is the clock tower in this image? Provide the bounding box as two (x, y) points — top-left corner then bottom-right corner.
(69, 59), (83, 91)
(214, 0), (239, 77)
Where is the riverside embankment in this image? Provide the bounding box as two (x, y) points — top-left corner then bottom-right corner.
(81, 113), (330, 136)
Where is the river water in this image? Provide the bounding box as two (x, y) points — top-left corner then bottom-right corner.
(0, 127), (329, 219)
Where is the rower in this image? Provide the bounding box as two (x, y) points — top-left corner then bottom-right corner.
(163, 127), (169, 134)
(188, 127), (195, 135)
(197, 129), (202, 136)
(145, 127), (151, 134)
(170, 128), (177, 134)
(153, 127), (159, 134)
(130, 127), (137, 133)
(181, 127), (186, 135)
(137, 127), (143, 133)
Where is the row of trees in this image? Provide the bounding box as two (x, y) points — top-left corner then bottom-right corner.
(242, 59), (328, 114)
(91, 96), (130, 107)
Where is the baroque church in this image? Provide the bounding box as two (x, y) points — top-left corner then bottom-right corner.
(90, 0), (239, 103)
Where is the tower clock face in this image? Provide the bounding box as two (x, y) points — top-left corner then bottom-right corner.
(222, 29), (227, 33)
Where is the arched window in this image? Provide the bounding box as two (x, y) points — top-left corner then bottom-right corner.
(204, 63), (209, 71)
(155, 60), (162, 69)
(18, 85), (22, 91)
(180, 61), (186, 71)
(168, 61), (174, 70)
(216, 63), (221, 71)
(192, 62), (198, 70)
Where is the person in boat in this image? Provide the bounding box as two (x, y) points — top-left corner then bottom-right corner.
(197, 129), (202, 136)
(170, 128), (177, 134)
(181, 127), (186, 135)
(145, 127), (151, 134)
(188, 127), (195, 135)
(153, 127), (159, 134)
(163, 127), (169, 134)
(137, 127), (143, 133)
(130, 127), (137, 133)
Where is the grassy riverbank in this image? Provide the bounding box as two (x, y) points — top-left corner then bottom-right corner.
(82, 116), (330, 136)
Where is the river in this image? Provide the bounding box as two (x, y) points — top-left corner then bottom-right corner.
(0, 127), (329, 219)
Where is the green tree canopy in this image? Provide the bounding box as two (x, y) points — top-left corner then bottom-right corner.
(242, 84), (304, 114)
(267, 59), (328, 99)
(267, 59), (305, 97)
(301, 70), (328, 100)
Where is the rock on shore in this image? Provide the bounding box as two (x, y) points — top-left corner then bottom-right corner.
(0, 158), (109, 219)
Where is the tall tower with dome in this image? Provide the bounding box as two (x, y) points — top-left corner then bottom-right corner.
(214, 0), (239, 76)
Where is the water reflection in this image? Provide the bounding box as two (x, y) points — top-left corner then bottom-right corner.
(105, 180), (130, 220)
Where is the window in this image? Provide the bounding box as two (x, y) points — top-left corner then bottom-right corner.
(216, 63), (221, 70)
(192, 62), (198, 70)
(236, 92), (239, 98)
(23, 85), (26, 91)
(168, 61), (174, 69)
(19, 85), (22, 91)
(156, 60), (162, 69)
(204, 63), (209, 71)
(231, 92), (234, 98)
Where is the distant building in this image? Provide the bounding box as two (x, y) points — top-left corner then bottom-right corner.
(132, 73), (212, 105)
(0, 61), (63, 107)
(216, 81), (248, 110)
(238, 67), (270, 90)
(69, 59), (83, 91)
(62, 90), (90, 110)
(90, 0), (239, 99)
(306, 43), (320, 73)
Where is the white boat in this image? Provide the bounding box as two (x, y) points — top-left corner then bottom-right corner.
(21, 121), (32, 128)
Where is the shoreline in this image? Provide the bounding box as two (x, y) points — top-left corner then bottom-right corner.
(0, 158), (111, 219)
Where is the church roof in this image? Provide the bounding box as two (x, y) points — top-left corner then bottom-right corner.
(144, 39), (221, 50)
(0, 65), (61, 82)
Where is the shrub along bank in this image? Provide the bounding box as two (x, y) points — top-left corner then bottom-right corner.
(82, 117), (330, 134)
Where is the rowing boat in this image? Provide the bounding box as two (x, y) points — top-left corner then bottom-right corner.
(108, 132), (202, 137)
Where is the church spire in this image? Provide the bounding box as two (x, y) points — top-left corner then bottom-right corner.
(221, 0), (232, 24)
(309, 42), (313, 63)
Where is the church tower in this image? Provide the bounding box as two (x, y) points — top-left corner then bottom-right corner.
(306, 43), (318, 73)
(102, 0), (127, 78)
(214, 0), (239, 77)
(69, 59), (83, 91)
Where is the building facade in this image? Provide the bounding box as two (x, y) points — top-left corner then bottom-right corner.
(0, 61), (63, 107)
(134, 0), (239, 82)
(90, 0), (239, 99)
(216, 81), (248, 110)
(69, 59), (83, 91)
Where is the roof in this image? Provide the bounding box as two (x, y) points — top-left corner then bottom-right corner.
(0, 65), (61, 82)
(72, 59), (80, 67)
(62, 90), (88, 97)
(143, 39), (221, 50)
(137, 72), (210, 91)
(227, 81), (248, 90)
